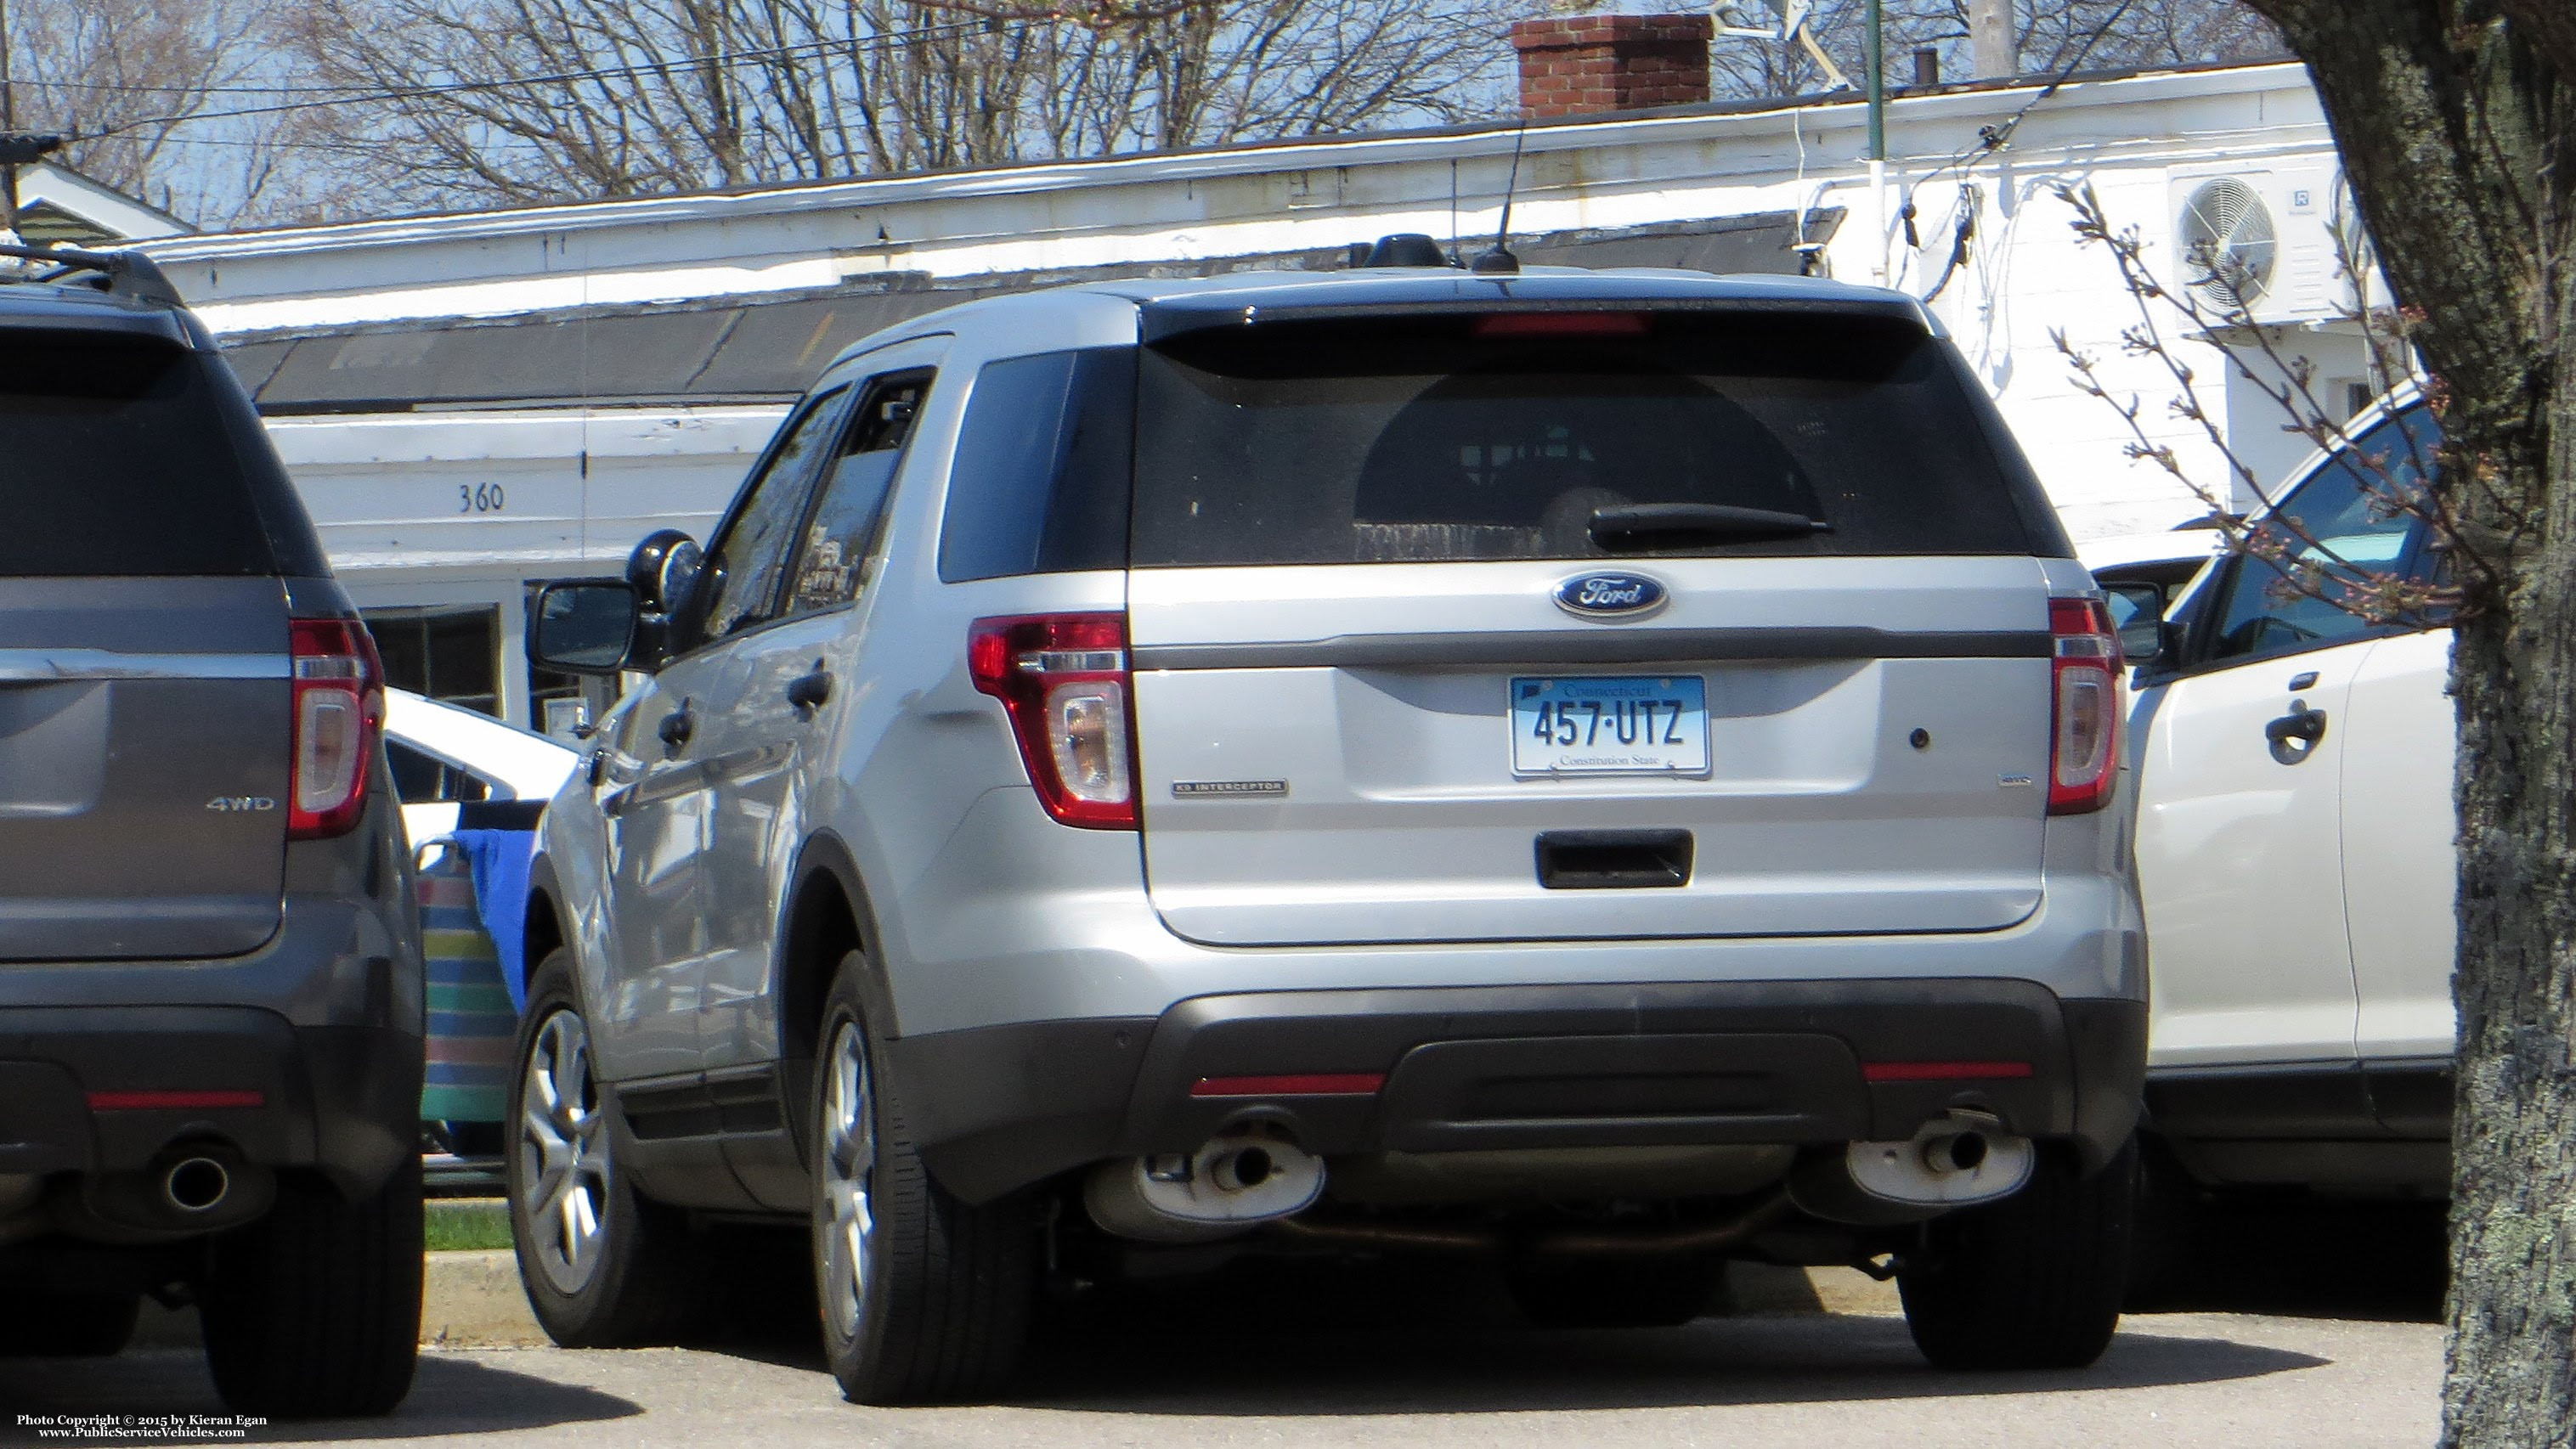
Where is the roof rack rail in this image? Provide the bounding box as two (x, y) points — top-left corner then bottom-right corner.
(0, 243), (184, 307)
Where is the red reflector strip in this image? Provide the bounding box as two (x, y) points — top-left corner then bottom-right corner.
(1861, 1062), (2034, 1084)
(1189, 1073), (1386, 1098)
(87, 1090), (265, 1112)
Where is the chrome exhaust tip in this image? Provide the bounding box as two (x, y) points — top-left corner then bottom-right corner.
(161, 1156), (231, 1214)
(1846, 1108), (2034, 1209)
(1084, 1125), (1327, 1243)
(1789, 1109), (2036, 1226)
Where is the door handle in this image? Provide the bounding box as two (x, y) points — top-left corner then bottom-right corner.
(658, 707), (695, 752)
(2265, 701), (2328, 764)
(786, 665), (833, 715)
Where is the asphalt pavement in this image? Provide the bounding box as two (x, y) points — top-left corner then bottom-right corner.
(6, 1198), (2455, 1448)
(5, 1305), (2440, 1448)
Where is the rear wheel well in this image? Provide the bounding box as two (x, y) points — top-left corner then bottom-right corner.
(780, 868), (863, 1075)
(523, 887), (567, 973)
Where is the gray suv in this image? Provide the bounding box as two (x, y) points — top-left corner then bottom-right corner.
(526, 261), (2147, 1402)
(0, 248), (423, 1416)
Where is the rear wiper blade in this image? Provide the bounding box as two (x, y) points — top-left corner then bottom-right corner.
(1588, 503), (1831, 550)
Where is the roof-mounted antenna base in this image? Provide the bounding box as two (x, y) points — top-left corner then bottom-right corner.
(1469, 245), (1522, 275)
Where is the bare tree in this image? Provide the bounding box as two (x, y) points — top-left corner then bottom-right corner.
(0, 0), (313, 227)
(2051, 182), (2455, 624)
(1706, 0), (2281, 100)
(266, 0), (1524, 213)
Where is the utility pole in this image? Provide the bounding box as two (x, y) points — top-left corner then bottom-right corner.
(1969, 0), (2019, 79)
(0, 0), (53, 245)
(1, 0), (17, 236)
(1863, 0), (1884, 161)
(1864, 0), (1887, 282)
(0, 0), (57, 245)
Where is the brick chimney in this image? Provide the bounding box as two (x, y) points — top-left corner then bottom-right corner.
(1509, 13), (1712, 119)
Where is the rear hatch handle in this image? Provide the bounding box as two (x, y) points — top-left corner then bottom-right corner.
(1535, 829), (1695, 889)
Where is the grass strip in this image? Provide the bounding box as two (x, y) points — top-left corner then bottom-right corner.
(426, 1197), (514, 1254)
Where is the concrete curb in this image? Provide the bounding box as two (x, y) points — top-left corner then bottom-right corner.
(422, 1249), (552, 1347)
(134, 1253), (1901, 1350)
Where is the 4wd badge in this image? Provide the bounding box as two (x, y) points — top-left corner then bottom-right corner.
(206, 796), (278, 813)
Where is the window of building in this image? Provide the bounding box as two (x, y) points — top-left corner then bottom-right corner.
(364, 605), (500, 715)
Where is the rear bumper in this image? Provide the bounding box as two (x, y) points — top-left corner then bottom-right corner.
(0, 809), (424, 1205)
(886, 978), (2146, 1204)
(0, 1006), (417, 1196)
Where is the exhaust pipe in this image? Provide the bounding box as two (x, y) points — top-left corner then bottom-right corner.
(162, 1156), (231, 1214)
(59, 1145), (274, 1241)
(1789, 1109), (2035, 1226)
(1085, 1125), (1327, 1243)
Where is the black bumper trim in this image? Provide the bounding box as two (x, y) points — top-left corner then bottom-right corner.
(0, 1006), (419, 1197)
(889, 980), (2145, 1204)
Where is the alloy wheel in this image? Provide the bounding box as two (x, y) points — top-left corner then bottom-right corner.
(520, 1007), (611, 1294)
(818, 1019), (877, 1340)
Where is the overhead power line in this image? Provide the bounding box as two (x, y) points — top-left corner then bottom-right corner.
(1908, 0), (2139, 202)
(71, 15), (1003, 143)
(1900, 0), (2138, 302)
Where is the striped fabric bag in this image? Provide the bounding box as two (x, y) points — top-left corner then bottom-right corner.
(417, 843), (517, 1124)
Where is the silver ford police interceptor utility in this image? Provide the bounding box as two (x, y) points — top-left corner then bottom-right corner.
(522, 257), (2148, 1403)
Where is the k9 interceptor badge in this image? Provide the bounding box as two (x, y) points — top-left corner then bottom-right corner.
(1554, 571), (1669, 620)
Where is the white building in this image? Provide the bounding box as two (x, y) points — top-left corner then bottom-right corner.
(12, 161), (195, 247)
(133, 48), (2379, 731)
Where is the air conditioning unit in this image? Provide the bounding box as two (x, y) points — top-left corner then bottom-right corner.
(2166, 166), (2352, 324)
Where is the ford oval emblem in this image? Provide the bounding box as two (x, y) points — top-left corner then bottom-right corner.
(1554, 571), (1669, 620)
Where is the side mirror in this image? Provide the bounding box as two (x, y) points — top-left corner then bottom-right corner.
(2099, 581), (2170, 668)
(528, 580), (639, 675)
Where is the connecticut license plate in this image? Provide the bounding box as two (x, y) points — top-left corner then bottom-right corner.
(1510, 675), (1710, 778)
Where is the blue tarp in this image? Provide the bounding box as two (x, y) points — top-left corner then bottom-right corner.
(449, 827), (539, 1012)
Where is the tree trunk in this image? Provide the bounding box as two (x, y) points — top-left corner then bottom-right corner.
(2243, 5), (2574, 1444)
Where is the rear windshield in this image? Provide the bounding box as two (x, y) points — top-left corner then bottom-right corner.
(1131, 312), (2043, 567)
(0, 334), (318, 577)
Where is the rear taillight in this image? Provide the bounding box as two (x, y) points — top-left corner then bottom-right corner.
(288, 617), (385, 840)
(969, 613), (1138, 830)
(2048, 596), (2120, 815)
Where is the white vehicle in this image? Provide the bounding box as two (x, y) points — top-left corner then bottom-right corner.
(2111, 402), (2454, 1206)
(382, 688), (580, 844)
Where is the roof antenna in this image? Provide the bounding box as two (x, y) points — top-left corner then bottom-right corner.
(1447, 158), (1461, 266)
(1472, 121), (1528, 276)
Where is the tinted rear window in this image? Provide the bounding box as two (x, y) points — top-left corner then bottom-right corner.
(1132, 312), (2041, 567)
(0, 334), (313, 577)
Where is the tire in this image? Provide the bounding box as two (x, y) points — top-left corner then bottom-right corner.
(811, 953), (1036, 1404)
(198, 1158), (422, 1418)
(507, 948), (709, 1347)
(1505, 1254), (1729, 1328)
(0, 1290), (140, 1356)
(1898, 1140), (2137, 1371)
